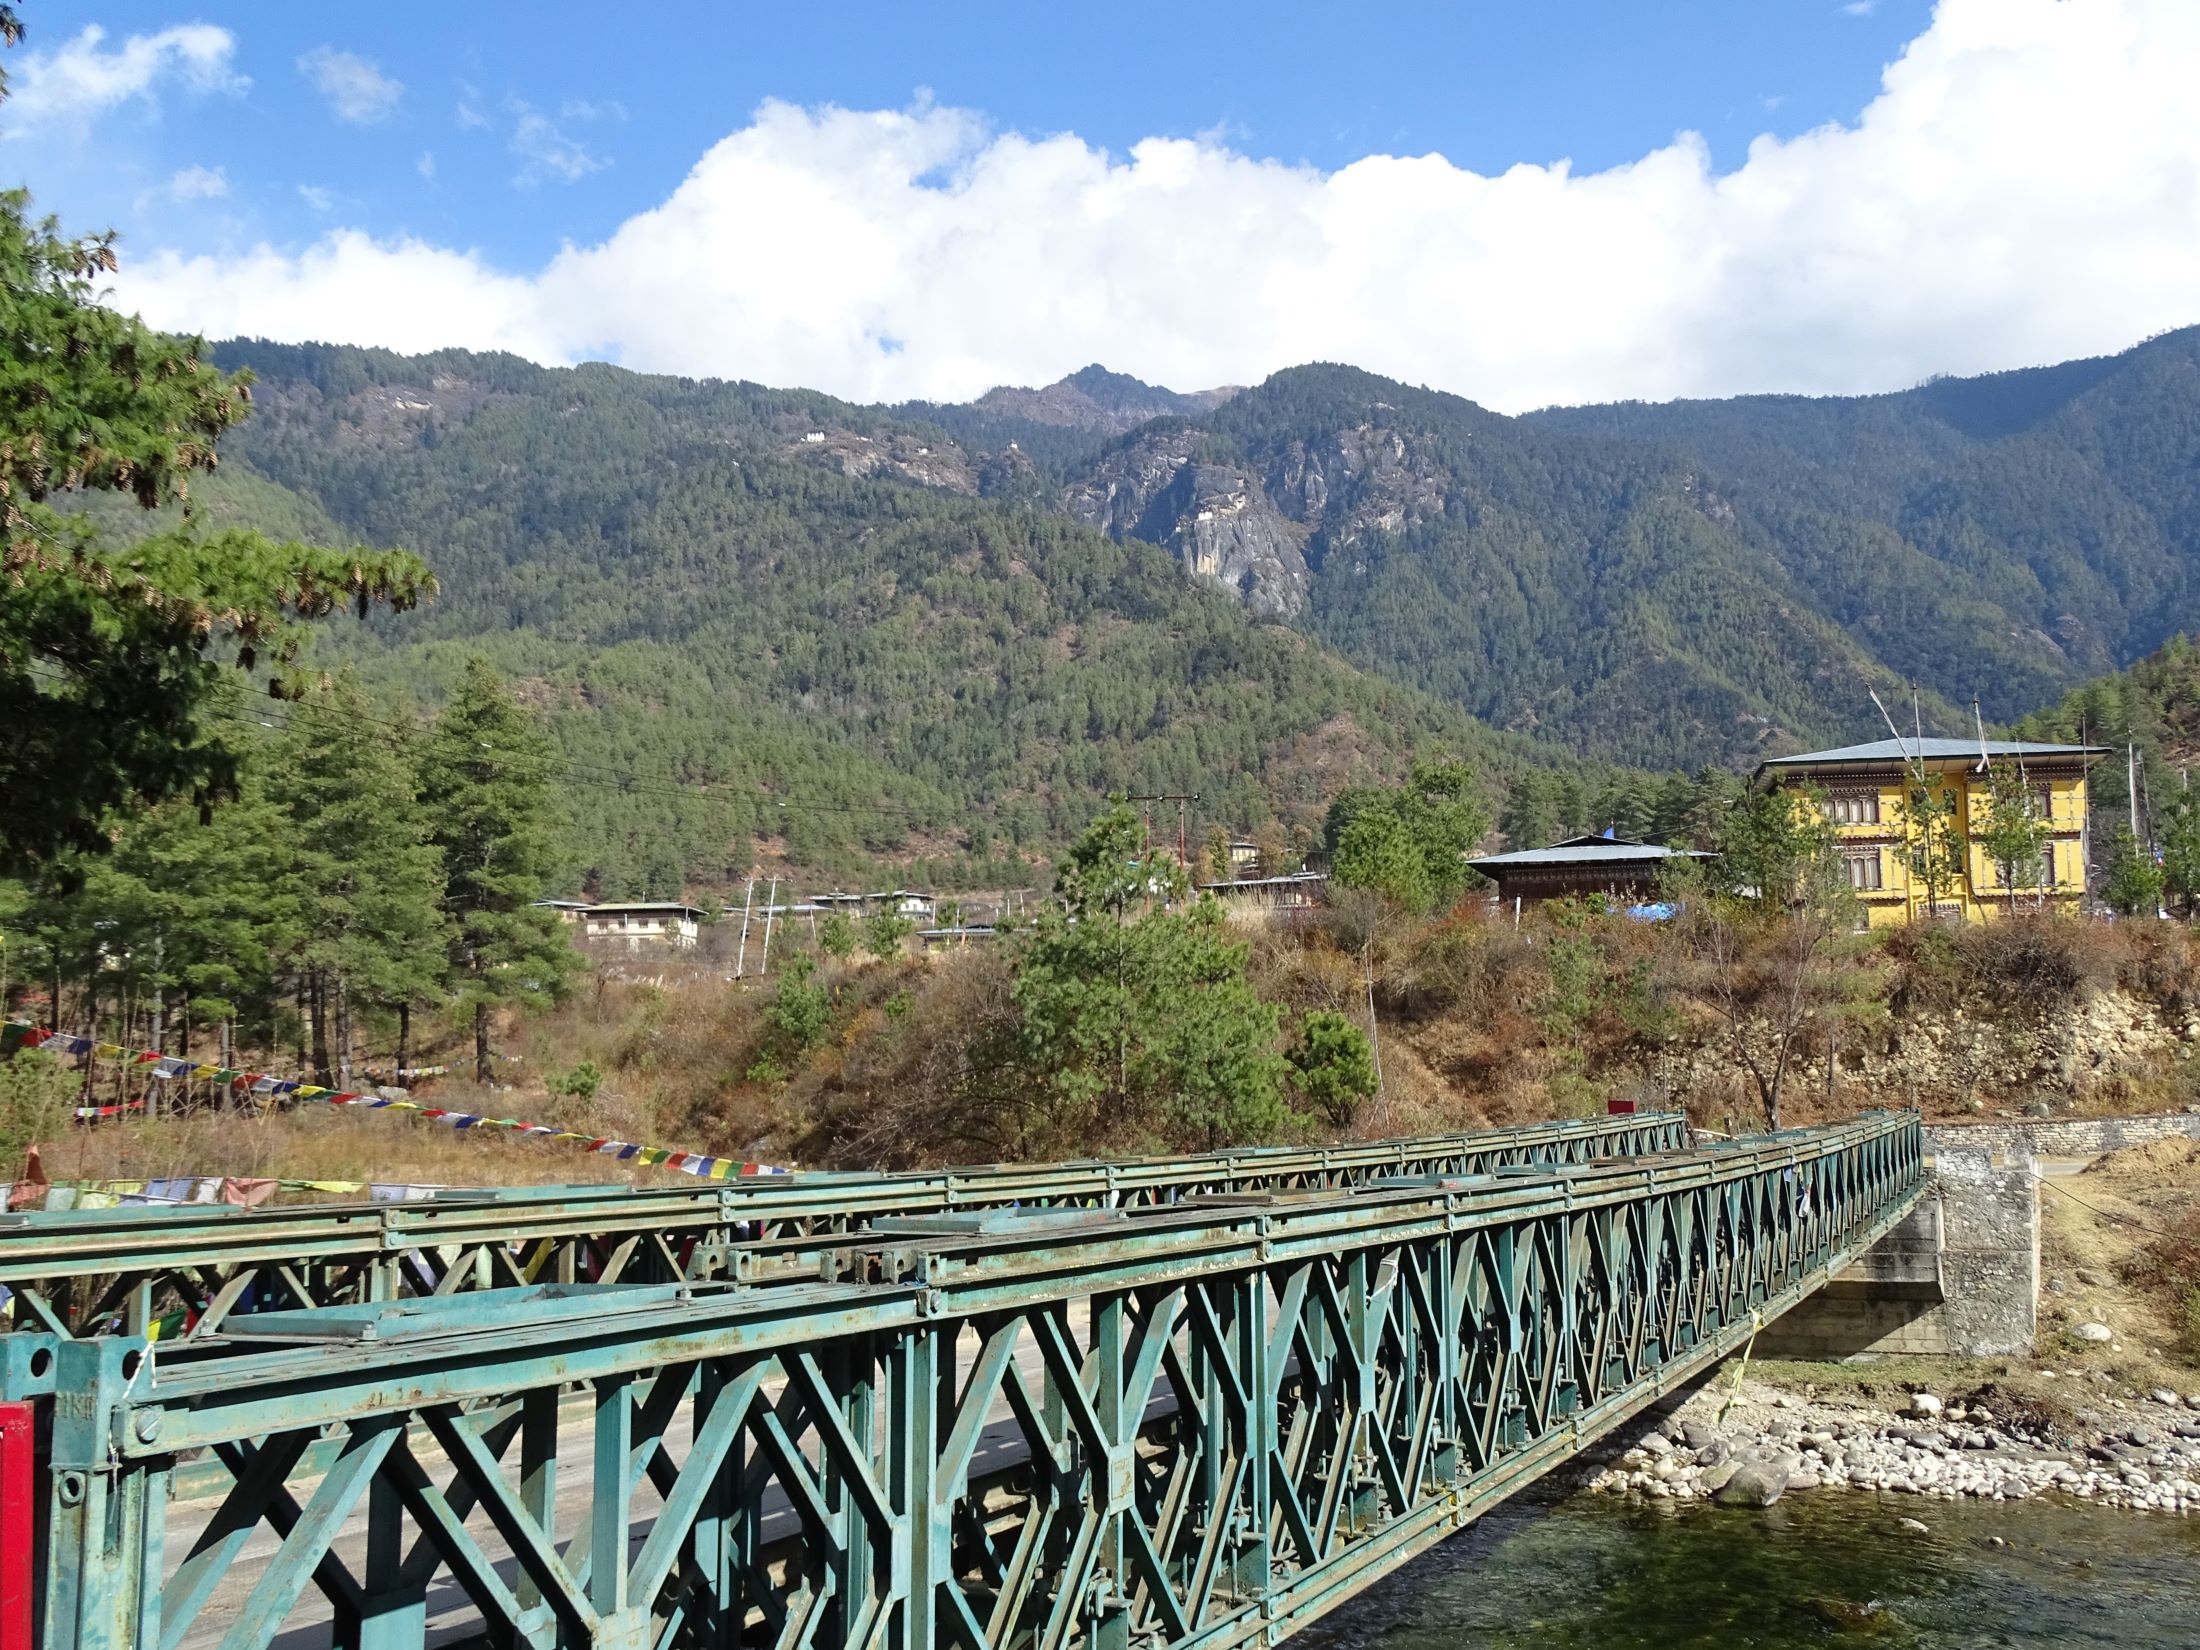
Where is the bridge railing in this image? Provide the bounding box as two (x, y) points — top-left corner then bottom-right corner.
(28, 1111), (1920, 1650)
(0, 1112), (1686, 1339)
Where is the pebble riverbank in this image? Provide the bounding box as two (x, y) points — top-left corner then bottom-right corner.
(1584, 1373), (2200, 1515)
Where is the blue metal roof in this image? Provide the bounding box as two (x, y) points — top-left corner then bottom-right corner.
(1758, 737), (2103, 769)
(1468, 840), (1709, 870)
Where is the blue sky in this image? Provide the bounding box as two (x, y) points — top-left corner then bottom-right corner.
(4, 2), (2194, 411)
(16, 1), (1933, 270)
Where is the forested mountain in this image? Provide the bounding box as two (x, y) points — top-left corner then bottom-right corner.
(1046, 330), (2200, 769)
(2016, 630), (2200, 832)
(141, 341), (1546, 898)
(114, 325), (2200, 894)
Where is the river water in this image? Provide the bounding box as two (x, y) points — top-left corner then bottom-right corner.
(1290, 1491), (2199, 1648)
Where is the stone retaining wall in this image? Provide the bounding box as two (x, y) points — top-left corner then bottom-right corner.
(1924, 1110), (2200, 1159)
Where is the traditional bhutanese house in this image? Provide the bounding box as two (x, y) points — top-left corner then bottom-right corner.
(1754, 737), (2106, 926)
(1195, 871), (1330, 918)
(577, 901), (706, 951)
(1466, 834), (1710, 908)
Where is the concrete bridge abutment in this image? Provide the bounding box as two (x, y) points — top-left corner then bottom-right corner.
(1756, 1145), (2039, 1359)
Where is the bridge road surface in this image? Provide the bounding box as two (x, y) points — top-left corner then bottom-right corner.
(165, 1304), (1118, 1650)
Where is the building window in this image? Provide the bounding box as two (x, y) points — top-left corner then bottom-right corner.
(1827, 791), (1880, 825)
(1844, 849), (1883, 891)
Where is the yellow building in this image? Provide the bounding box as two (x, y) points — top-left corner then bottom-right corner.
(1755, 738), (2105, 926)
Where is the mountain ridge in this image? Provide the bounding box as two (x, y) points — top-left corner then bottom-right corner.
(134, 325), (2200, 888)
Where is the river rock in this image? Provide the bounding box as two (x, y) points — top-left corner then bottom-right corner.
(1909, 1393), (1944, 1418)
(1897, 1516), (1930, 1534)
(2073, 1322), (2114, 1343)
(1713, 1461), (1788, 1507)
(1695, 1439), (1732, 1468)
(2076, 1267), (2107, 1287)
(1637, 1431), (1675, 1457)
(1680, 1420), (1721, 1451)
(1698, 1459), (1741, 1493)
(2149, 1389), (2183, 1408)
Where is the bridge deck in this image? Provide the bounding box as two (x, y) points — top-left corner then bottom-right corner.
(19, 1111), (1923, 1650)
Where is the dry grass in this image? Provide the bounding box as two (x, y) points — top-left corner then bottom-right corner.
(41, 1105), (679, 1198)
(2035, 1139), (2200, 1381)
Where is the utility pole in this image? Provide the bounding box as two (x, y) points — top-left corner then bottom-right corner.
(1364, 938), (1386, 1129)
(1125, 792), (1199, 886)
(759, 878), (779, 977)
(2129, 742), (2141, 846)
(734, 876), (755, 979)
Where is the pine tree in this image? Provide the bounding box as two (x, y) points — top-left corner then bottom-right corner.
(1008, 805), (1288, 1153)
(2158, 790), (2200, 916)
(0, 181), (432, 877)
(269, 675), (450, 1085)
(418, 659), (579, 1081)
(1329, 758), (1490, 916)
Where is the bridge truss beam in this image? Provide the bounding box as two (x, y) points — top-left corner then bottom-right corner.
(0, 1115), (1686, 1340)
(25, 1112), (1921, 1650)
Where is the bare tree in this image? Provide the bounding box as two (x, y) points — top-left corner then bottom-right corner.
(1667, 793), (1857, 1131)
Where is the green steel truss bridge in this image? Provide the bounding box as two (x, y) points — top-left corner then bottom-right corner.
(0, 1110), (1925, 1650)
(0, 1114), (1683, 1341)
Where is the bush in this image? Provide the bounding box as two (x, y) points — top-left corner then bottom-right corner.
(548, 1060), (604, 1102)
(1951, 916), (2094, 1009)
(1288, 1009), (1378, 1127)
(1396, 912), (1540, 1022)
(1880, 923), (1965, 1012)
(2112, 923), (2200, 1012)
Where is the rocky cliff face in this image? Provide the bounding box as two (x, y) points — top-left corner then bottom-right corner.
(1062, 430), (1308, 615)
(1057, 411), (1466, 616)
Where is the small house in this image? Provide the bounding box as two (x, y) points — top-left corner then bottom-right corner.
(1466, 834), (1710, 909)
(578, 901), (705, 951)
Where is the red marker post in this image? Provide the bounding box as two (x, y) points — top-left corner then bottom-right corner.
(0, 1402), (31, 1650)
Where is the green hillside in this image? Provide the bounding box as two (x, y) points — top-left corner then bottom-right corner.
(152, 341), (1546, 897)
(109, 328), (2200, 893)
(1527, 327), (2200, 743)
(1037, 332), (2200, 769)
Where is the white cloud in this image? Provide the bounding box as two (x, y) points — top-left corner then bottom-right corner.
(559, 97), (628, 123)
(296, 184), (336, 213)
(297, 47), (402, 125)
(110, 0), (2200, 413)
(510, 104), (605, 185)
(455, 84), (489, 131)
(2, 23), (245, 134)
(166, 164), (228, 202)
(417, 151), (437, 180)
(1844, 2), (1879, 16)
(120, 231), (563, 361)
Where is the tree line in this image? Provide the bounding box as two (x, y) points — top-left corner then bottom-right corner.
(3, 662), (578, 1086)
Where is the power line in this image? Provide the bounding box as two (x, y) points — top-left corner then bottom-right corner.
(2035, 1170), (2179, 1243)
